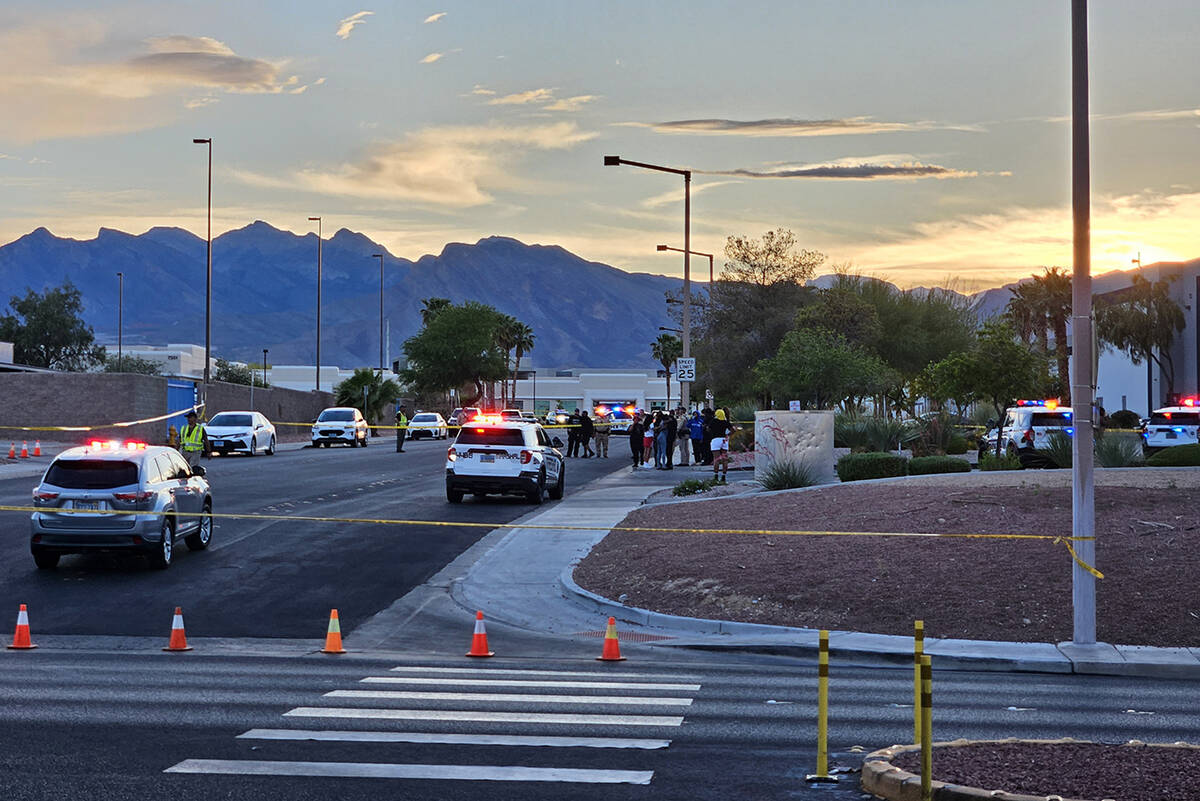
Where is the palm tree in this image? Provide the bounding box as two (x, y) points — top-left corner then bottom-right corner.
(508, 322), (535, 403)
(1005, 282), (1041, 346)
(334, 368), (403, 435)
(420, 297), (452, 326)
(650, 333), (683, 409)
(492, 315), (521, 407)
(1034, 267), (1072, 403)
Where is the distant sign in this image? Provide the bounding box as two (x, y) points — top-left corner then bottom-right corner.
(675, 358), (696, 383)
(705, 388), (714, 400)
(788, 400), (803, 412)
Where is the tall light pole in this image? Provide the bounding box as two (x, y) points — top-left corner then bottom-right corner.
(657, 244), (714, 288)
(308, 216), (322, 391)
(605, 156), (692, 409)
(262, 348), (269, 390)
(374, 253), (385, 377)
(1070, 0), (1097, 647)
(192, 138), (212, 384)
(115, 271), (123, 369)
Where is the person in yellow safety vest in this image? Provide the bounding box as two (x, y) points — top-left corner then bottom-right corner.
(179, 410), (207, 469)
(395, 405), (408, 453)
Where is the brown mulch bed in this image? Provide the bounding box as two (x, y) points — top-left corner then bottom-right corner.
(888, 741), (1200, 801)
(573, 481), (1200, 645)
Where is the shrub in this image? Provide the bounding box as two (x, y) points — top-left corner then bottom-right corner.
(907, 413), (954, 457)
(1034, 430), (1074, 469)
(1095, 432), (1146, 467)
(836, 452), (908, 482)
(756, 458), (818, 491)
(908, 455), (971, 475)
(834, 413), (909, 452)
(672, 477), (719, 496)
(979, 452), (1022, 471)
(834, 413), (871, 451)
(728, 425), (756, 453)
(1146, 444), (1200, 467)
(729, 403), (759, 425)
(946, 433), (969, 455)
(1105, 409), (1141, 430)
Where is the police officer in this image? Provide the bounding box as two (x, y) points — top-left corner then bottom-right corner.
(395, 405), (408, 453)
(179, 410), (207, 469)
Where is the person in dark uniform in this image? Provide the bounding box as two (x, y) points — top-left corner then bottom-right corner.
(566, 410), (581, 457)
(629, 414), (645, 469)
(578, 410), (595, 458)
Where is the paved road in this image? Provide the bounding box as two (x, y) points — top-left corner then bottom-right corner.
(0, 440), (624, 639)
(2, 650), (1196, 800)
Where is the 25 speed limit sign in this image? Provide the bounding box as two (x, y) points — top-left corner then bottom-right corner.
(675, 357), (696, 383)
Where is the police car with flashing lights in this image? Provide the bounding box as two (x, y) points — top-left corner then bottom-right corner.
(979, 399), (1075, 467)
(445, 417), (565, 504)
(1142, 398), (1200, 455)
(593, 402), (637, 435)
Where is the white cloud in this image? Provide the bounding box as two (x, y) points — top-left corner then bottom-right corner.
(424, 12), (447, 24)
(1045, 108), (1200, 124)
(185, 96), (218, 109)
(621, 116), (984, 137)
(470, 85), (495, 96)
(146, 36), (233, 56)
(420, 52), (443, 64)
(487, 88), (554, 106)
(336, 11), (374, 40)
(641, 180), (740, 209)
(233, 122), (596, 207)
(544, 94), (599, 112)
(699, 154), (1002, 181)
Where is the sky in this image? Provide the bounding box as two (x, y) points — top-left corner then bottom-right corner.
(1, 1), (1198, 290)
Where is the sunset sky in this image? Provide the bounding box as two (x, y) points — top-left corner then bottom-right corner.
(1, 1), (1198, 289)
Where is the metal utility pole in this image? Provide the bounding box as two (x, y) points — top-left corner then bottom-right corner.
(374, 254), (385, 377)
(116, 272), (123, 368)
(192, 138), (212, 384)
(309, 217), (322, 391)
(1070, 0), (1097, 646)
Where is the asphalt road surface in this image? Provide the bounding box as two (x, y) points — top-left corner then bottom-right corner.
(0, 438), (624, 639)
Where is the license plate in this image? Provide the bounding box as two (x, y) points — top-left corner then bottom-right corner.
(72, 500), (99, 511)
(212, 440), (225, 447)
(1167, 432), (1178, 439)
(480, 454), (495, 463)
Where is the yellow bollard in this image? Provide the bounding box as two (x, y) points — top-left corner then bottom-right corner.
(920, 654), (933, 801)
(805, 630), (839, 783)
(913, 619), (924, 743)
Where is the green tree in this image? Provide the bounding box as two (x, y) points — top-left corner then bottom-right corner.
(334, 368), (403, 433)
(420, 297), (453, 325)
(1006, 268), (1072, 401)
(754, 328), (892, 409)
(214, 358), (266, 386)
(650, 333), (683, 408)
(925, 320), (1050, 422)
(402, 301), (510, 405)
(792, 287), (882, 348)
(104, 355), (162, 375)
(1096, 274), (1187, 399)
(508, 321), (535, 403)
(0, 282), (106, 370)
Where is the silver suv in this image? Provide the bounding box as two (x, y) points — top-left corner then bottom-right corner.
(311, 407), (369, 448)
(30, 442), (213, 570)
(445, 420), (564, 504)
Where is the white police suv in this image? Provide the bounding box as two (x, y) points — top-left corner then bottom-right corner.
(1142, 399), (1200, 455)
(980, 399), (1074, 466)
(445, 417), (564, 504)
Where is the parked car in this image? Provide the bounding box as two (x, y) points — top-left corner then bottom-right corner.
(206, 411), (276, 456)
(449, 407), (482, 427)
(978, 400), (1074, 467)
(311, 407), (369, 448)
(445, 419), (565, 504)
(1142, 399), (1200, 456)
(407, 412), (449, 440)
(500, 409), (523, 421)
(29, 441), (213, 569)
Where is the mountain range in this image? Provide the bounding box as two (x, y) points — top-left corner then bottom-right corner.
(0, 222), (1192, 368)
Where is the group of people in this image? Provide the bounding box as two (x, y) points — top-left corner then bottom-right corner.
(562, 409), (612, 458)
(627, 407), (735, 482)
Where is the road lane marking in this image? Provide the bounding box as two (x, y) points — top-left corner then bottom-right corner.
(360, 677), (701, 691)
(165, 759), (653, 784)
(283, 707), (685, 726)
(237, 729), (671, 749)
(387, 666), (700, 679)
(325, 690), (693, 706)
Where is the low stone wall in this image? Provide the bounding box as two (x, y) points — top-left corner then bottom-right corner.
(202, 382), (335, 442)
(0, 372), (168, 445)
(754, 410), (836, 484)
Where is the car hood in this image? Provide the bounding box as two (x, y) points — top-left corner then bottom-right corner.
(207, 426), (253, 436)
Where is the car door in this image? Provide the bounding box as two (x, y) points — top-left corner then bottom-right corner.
(164, 451), (201, 531)
(537, 427), (561, 480)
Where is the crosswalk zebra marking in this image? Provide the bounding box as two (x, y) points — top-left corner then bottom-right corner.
(237, 729), (672, 749)
(387, 665), (701, 680)
(360, 676), (701, 692)
(324, 689), (694, 706)
(283, 707), (686, 726)
(165, 759), (654, 784)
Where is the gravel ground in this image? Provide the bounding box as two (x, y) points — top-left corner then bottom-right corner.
(573, 467), (1200, 646)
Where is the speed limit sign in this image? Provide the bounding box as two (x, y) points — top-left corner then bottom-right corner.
(675, 358), (696, 383)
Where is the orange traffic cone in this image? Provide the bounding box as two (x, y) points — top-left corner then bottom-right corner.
(19, 441), (28, 458)
(322, 609), (346, 654)
(6, 443), (13, 458)
(163, 606), (193, 651)
(8, 604), (36, 650)
(596, 616), (627, 661)
(33, 440), (41, 457)
(466, 610), (494, 658)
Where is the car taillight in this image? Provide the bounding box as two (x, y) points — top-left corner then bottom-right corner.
(520, 450), (533, 464)
(447, 447), (456, 462)
(1022, 429), (1034, 444)
(32, 489), (58, 503)
(113, 491), (154, 503)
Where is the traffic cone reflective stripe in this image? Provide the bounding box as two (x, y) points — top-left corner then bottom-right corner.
(322, 609), (345, 654)
(33, 441), (41, 457)
(597, 616), (626, 661)
(8, 604), (36, 650)
(19, 441), (28, 458)
(466, 610), (494, 658)
(163, 606), (192, 651)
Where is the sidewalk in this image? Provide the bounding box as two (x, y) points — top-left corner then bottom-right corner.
(455, 463), (1200, 679)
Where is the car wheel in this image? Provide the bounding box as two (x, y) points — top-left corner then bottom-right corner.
(322, 442), (331, 448)
(528, 469), (545, 505)
(350, 436), (359, 448)
(186, 503), (213, 551)
(32, 549), (59, 569)
(150, 517), (174, 569)
(447, 484), (464, 504)
(361, 431), (368, 448)
(548, 467), (565, 500)
(248, 436), (257, 456)
(267, 436), (276, 455)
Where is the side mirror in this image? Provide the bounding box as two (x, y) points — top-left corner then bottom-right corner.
(552, 437), (564, 448)
(192, 465), (206, 478)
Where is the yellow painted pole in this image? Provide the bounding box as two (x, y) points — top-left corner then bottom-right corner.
(805, 630), (839, 783)
(920, 654), (933, 801)
(913, 619), (924, 743)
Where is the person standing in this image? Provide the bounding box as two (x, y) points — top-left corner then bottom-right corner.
(394, 405), (408, 452)
(579, 410), (595, 458)
(178, 410), (207, 469)
(688, 411), (704, 466)
(709, 408), (734, 483)
(628, 414), (645, 469)
(700, 407), (715, 465)
(674, 407), (690, 467)
(566, 410), (581, 457)
(663, 409), (677, 469)
(594, 413), (610, 458)
(652, 411), (668, 469)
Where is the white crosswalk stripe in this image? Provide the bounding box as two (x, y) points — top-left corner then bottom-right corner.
(324, 689), (694, 705)
(166, 759), (655, 784)
(359, 675), (701, 691)
(238, 729), (673, 749)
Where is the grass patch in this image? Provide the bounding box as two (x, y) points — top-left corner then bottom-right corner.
(1146, 444), (1200, 467)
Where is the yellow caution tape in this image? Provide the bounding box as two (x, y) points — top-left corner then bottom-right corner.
(0, 404), (206, 433)
(3, 504), (1101, 576)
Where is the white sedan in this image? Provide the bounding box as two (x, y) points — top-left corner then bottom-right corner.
(406, 412), (449, 440)
(206, 411), (276, 456)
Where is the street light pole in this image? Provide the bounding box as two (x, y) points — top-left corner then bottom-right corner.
(308, 217), (322, 392)
(657, 244), (714, 288)
(116, 271), (123, 369)
(192, 138), (212, 385)
(262, 348), (269, 391)
(374, 253), (385, 377)
(605, 156), (692, 409)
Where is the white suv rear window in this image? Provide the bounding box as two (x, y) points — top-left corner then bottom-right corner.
(45, 460), (139, 489)
(456, 428), (525, 446)
(1031, 412), (1071, 426)
(1151, 412), (1200, 426)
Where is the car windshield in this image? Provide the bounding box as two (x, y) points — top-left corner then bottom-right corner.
(45, 459), (139, 489)
(1031, 412), (1072, 427)
(209, 413), (252, 427)
(412, 414), (438, 422)
(456, 427), (526, 446)
(500, 410), (521, 419)
(318, 410), (355, 422)
(1151, 412), (1200, 426)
